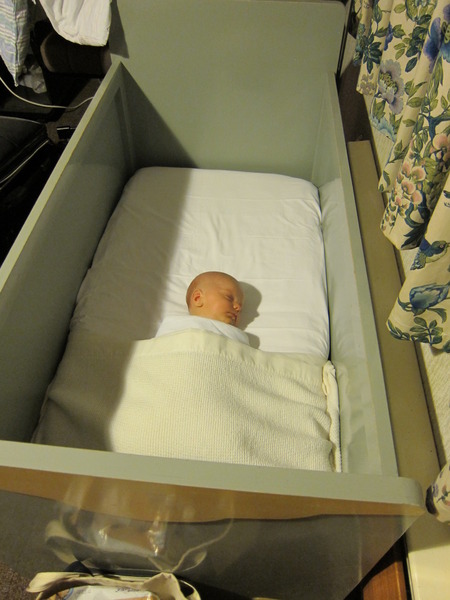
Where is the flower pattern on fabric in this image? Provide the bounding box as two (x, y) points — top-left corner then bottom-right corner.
(426, 461), (450, 523)
(385, 179), (450, 349)
(378, 59), (406, 113)
(354, 0), (450, 350)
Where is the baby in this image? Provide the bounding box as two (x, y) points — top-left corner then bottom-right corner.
(156, 271), (249, 344)
(186, 271), (244, 326)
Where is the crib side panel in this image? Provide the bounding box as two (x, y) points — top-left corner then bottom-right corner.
(0, 486), (417, 600)
(314, 76), (398, 477)
(0, 64), (134, 441)
(0, 442), (423, 599)
(109, 0), (346, 178)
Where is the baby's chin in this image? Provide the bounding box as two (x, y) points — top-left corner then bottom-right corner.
(190, 310), (239, 327)
(223, 315), (239, 327)
(212, 314), (239, 327)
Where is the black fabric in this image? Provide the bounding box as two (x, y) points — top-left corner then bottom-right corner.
(0, 116), (48, 183)
(0, 116), (61, 264)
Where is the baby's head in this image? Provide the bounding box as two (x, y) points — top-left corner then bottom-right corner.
(186, 271), (244, 327)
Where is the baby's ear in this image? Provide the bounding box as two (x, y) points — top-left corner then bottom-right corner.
(192, 288), (204, 306)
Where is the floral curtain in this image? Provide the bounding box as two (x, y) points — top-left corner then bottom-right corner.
(427, 460), (450, 522)
(354, 0), (450, 351)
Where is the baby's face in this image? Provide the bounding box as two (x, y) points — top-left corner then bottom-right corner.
(190, 273), (244, 326)
(203, 277), (244, 326)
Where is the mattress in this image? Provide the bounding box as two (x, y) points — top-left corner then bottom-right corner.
(72, 167), (330, 357)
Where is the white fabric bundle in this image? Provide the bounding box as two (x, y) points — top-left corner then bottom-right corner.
(37, 0), (111, 46)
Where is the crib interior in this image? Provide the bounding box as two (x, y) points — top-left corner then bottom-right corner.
(0, 1), (426, 598)
(0, 65), (397, 478)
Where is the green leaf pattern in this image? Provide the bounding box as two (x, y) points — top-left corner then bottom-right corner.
(354, 0), (450, 350)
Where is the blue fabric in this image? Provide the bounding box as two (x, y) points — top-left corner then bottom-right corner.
(0, 0), (30, 85)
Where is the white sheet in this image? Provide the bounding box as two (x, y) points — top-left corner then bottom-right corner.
(37, 0), (111, 46)
(72, 167), (330, 358)
(34, 329), (341, 472)
(156, 315), (250, 345)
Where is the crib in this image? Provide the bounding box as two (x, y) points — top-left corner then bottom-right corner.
(0, 1), (427, 598)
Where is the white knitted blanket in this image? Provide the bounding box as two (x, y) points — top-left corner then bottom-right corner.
(34, 329), (340, 471)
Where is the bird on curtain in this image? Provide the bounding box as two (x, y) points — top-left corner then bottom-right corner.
(353, 0), (450, 351)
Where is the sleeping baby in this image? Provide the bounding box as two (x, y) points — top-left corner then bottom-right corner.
(155, 271), (249, 345)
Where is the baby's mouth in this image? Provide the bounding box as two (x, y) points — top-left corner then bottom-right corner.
(226, 312), (236, 324)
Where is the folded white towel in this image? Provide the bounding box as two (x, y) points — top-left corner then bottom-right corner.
(37, 0), (111, 46)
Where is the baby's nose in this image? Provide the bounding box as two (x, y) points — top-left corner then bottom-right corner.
(234, 301), (242, 311)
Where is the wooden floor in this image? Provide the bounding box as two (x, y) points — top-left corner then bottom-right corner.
(345, 541), (410, 600)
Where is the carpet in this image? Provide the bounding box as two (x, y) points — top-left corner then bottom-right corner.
(0, 562), (34, 599)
